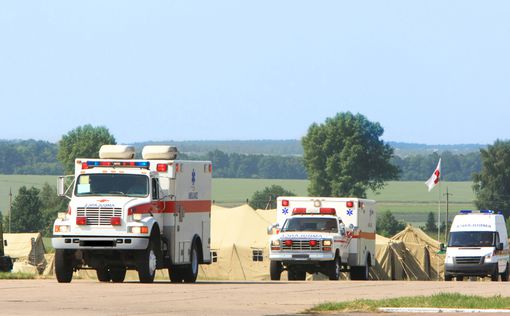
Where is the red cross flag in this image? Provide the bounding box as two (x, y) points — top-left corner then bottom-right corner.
(425, 158), (441, 192)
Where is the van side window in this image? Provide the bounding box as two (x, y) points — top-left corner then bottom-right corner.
(152, 178), (160, 199)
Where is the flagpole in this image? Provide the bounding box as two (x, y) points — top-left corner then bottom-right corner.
(437, 180), (441, 241)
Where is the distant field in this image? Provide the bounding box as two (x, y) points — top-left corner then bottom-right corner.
(0, 175), (476, 226)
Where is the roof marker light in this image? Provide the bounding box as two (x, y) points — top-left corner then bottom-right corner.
(282, 200), (289, 207)
(156, 164), (168, 172)
(346, 201), (354, 208)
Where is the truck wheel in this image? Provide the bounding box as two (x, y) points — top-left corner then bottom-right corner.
(96, 266), (111, 282)
(270, 261), (282, 281)
(137, 239), (157, 283)
(182, 242), (199, 283)
(169, 266), (184, 283)
(110, 266), (127, 283)
(444, 274), (453, 281)
(501, 263), (509, 281)
(491, 272), (499, 281)
(456, 276), (464, 281)
(55, 249), (73, 283)
(327, 256), (341, 281)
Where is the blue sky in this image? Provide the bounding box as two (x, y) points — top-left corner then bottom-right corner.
(1, 1), (509, 145)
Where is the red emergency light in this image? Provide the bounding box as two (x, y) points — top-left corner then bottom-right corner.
(110, 217), (121, 226)
(319, 208), (336, 215)
(282, 200), (289, 207)
(292, 208), (307, 215)
(156, 164), (168, 172)
(76, 216), (87, 225)
(284, 240), (293, 247)
(309, 240), (318, 247)
(346, 201), (354, 208)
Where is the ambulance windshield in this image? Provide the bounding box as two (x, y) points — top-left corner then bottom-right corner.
(282, 217), (338, 232)
(448, 231), (497, 247)
(75, 174), (149, 197)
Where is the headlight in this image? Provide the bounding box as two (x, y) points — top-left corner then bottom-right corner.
(322, 240), (332, 247)
(132, 213), (143, 221)
(271, 239), (280, 246)
(128, 226), (149, 234)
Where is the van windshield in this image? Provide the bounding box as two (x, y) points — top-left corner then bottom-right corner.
(282, 218), (338, 232)
(448, 231), (497, 247)
(75, 174), (149, 197)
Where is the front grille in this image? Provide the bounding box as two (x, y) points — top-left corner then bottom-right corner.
(281, 240), (321, 251)
(454, 256), (484, 264)
(76, 207), (122, 226)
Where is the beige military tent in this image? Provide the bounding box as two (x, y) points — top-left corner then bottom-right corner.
(199, 204), (276, 280)
(4, 233), (47, 274)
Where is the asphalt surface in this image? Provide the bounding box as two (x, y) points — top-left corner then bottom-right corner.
(1, 279), (510, 316)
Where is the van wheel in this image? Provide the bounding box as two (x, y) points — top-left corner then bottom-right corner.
(96, 266), (111, 282)
(328, 256), (341, 280)
(137, 239), (157, 283)
(55, 249), (73, 283)
(270, 261), (282, 281)
(456, 276), (464, 281)
(444, 274), (453, 281)
(182, 242), (199, 283)
(501, 263), (509, 281)
(110, 266), (126, 283)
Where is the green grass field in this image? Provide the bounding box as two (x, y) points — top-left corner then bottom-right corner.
(0, 175), (476, 227)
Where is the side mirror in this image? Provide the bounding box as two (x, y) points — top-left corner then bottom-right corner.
(497, 242), (504, 251)
(3, 240), (7, 247)
(267, 224), (279, 235)
(440, 243), (445, 252)
(57, 176), (66, 197)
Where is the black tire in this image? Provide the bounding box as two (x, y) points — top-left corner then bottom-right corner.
(350, 265), (369, 281)
(456, 276), (464, 281)
(137, 239), (157, 283)
(182, 242), (199, 283)
(444, 274), (453, 281)
(110, 266), (127, 283)
(55, 249), (73, 283)
(328, 256), (341, 281)
(0, 256), (12, 272)
(270, 261), (282, 281)
(491, 272), (499, 281)
(169, 266), (184, 283)
(96, 267), (111, 282)
(501, 263), (509, 281)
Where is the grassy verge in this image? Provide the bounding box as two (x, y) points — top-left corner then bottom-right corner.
(307, 293), (510, 313)
(0, 272), (36, 279)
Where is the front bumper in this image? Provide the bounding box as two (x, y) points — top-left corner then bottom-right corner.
(52, 236), (149, 250)
(445, 262), (498, 277)
(269, 252), (335, 262)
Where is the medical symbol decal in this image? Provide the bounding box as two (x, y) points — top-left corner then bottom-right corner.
(191, 169), (196, 185)
(346, 209), (353, 216)
(282, 208), (289, 215)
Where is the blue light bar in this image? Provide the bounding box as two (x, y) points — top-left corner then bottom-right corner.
(135, 161), (150, 168)
(88, 161), (100, 166)
(480, 210), (502, 214)
(459, 210), (472, 214)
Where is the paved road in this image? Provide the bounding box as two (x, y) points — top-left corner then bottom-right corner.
(0, 279), (509, 316)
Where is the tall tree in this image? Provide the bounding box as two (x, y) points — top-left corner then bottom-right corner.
(10, 186), (44, 233)
(249, 185), (295, 210)
(473, 140), (510, 218)
(302, 112), (399, 197)
(376, 210), (405, 237)
(57, 125), (116, 174)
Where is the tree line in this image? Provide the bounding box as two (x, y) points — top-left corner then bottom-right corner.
(0, 139), (483, 181)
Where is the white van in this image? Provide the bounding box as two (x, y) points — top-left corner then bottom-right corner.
(444, 210), (509, 281)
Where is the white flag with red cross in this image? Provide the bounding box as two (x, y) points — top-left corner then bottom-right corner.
(425, 158), (441, 192)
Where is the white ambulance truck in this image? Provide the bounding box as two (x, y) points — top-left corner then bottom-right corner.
(268, 197), (376, 281)
(52, 145), (212, 283)
(444, 210), (509, 281)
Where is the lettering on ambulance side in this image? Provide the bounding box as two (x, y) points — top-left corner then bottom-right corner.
(455, 223), (493, 229)
(284, 233), (322, 239)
